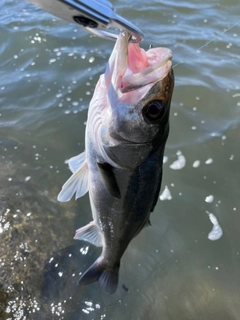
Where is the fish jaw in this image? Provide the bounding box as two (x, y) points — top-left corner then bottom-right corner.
(105, 32), (172, 106)
(121, 45), (172, 94)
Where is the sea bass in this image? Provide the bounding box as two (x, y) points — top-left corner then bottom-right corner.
(58, 32), (174, 294)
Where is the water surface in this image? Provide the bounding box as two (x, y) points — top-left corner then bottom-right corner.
(0, 0), (240, 319)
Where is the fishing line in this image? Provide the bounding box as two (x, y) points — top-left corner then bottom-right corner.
(172, 18), (240, 69)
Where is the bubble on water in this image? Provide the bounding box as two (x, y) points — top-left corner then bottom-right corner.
(159, 186), (172, 200)
(49, 59), (56, 64)
(205, 158), (213, 164)
(229, 154), (234, 160)
(72, 101), (79, 106)
(89, 57), (95, 63)
(80, 246), (89, 255)
(193, 160), (200, 168)
(205, 195), (214, 203)
(207, 212), (223, 241)
(85, 301), (93, 307)
(191, 126), (197, 130)
(82, 309), (90, 314)
(170, 151), (186, 170)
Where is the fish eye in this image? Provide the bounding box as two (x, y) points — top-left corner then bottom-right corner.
(142, 100), (166, 124)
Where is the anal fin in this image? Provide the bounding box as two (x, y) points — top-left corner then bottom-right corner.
(74, 221), (102, 247)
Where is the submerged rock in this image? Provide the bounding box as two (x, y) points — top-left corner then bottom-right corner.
(0, 138), (77, 319)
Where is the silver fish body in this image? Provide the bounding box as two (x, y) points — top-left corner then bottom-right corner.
(58, 32), (174, 294)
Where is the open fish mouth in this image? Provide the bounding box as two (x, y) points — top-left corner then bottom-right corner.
(120, 36), (172, 93)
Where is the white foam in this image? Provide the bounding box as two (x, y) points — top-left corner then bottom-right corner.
(205, 158), (213, 164)
(205, 195), (214, 203)
(193, 160), (200, 168)
(170, 151), (186, 170)
(159, 186), (172, 200)
(207, 213), (223, 241)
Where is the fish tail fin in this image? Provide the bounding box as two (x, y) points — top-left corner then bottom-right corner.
(78, 258), (119, 294)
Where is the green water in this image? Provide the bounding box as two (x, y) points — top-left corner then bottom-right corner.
(0, 0), (240, 319)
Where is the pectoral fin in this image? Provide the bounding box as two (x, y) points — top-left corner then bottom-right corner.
(58, 161), (89, 202)
(97, 162), (121, 199)
(74, 221), (102, 247)
(68, 151), (86, 173)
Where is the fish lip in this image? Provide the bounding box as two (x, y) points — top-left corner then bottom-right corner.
(106, 31), (131, 92)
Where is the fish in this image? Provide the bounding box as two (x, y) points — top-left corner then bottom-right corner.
(57, 32), (174, 294)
